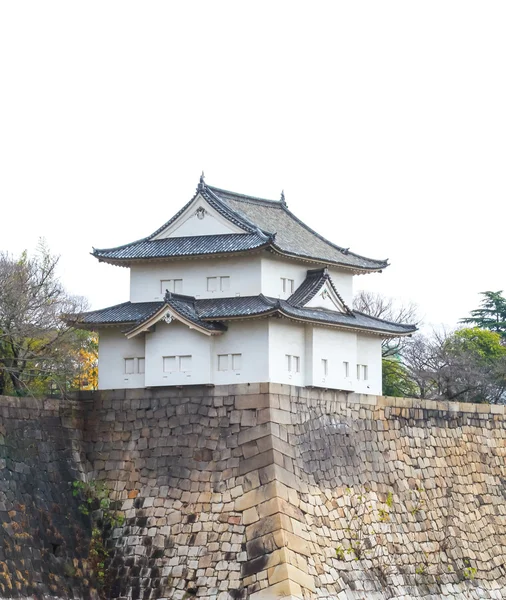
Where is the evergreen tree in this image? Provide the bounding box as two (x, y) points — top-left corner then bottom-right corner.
(461, 291), (506, 340)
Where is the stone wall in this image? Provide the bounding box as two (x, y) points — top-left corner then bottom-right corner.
(1, 386), (506, 599)
(0, 396), (92, 598)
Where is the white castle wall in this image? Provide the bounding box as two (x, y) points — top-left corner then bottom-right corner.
(130, 255), (355, 306)
(129, 255), (262, 302)
(356, 333), (383, 394)
(145, 321), (212, 387)
(212, 320), (269, 385)
(97, 318), (382, 394)
(98, 328), (146, 389)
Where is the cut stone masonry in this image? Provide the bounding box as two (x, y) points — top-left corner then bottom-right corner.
(1, 385), (506, 599)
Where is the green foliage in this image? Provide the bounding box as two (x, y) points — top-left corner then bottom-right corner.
(463, 566), (477, 580)
(382, 357), (418, 398)
(446, 328), (506, 362)
(461, 291), (506, 339)
(72, 480), (124, 593)
(409, 487), (425, 517)
(335, 546), (345, 560)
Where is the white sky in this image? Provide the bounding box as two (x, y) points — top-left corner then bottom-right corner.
(1, 2), (505, 329)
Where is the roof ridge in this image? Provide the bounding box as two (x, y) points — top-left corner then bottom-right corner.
(203, 187), (274, 237)
(80, 300), (132, 316)
(207, 185), (283, 207)
(166, 292), (197, 303)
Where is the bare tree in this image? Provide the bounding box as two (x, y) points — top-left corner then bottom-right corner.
(353, 290), (421, 357)
(402, 328), (506, 403)
(0, 241), (88, 395)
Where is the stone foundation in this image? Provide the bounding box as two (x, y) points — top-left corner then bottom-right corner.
(1, 385), (506, 598)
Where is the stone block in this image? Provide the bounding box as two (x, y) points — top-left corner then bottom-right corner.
(249, 579), (303, 600)
(257, 407), (293, 426)
(245, 513), (293, 541)
(267, 563), (316, 592)
(235, 480), (286, 511)
(235, 394), (271, 410)
(238, 423), (274, 446)
(239, 449), (275, 476)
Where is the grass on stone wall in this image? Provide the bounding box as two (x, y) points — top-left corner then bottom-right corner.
(72, 480), (124, 596)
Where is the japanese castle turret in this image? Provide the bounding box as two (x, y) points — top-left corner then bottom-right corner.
(75, 176), (416, 393)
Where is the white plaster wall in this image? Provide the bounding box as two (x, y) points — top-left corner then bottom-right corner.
(311, 327), (357, 391)
(212, 320), (269, 385)
(98, 328), (146, 390)
(261, 256), (309, 299)
(145, 321), (212, 386)
(268, 319), (305, 386)
(328, 268), (354, 307)
(356, 334), (383, 395)
(305, 281), (347, 312)
(130, 255), (262, 302)
(304, 325), (314, 386)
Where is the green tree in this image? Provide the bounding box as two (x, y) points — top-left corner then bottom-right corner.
(461, 291), (506, 340)
(382, 357), (418, 398)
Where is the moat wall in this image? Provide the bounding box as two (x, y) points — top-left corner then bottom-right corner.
(1, 385), (506, 599)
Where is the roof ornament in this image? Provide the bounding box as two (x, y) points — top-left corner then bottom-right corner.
(164, 289), (172, 303)
(198, 171), (206, 192)
(280, 190), (287, 207)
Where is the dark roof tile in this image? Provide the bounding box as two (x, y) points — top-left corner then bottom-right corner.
(208, 186), (387, 271)
(93, 233), (270, 262)
(75, 295), (416, 337)
(92, 182), (387, 272)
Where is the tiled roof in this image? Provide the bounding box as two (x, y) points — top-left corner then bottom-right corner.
(92, 181), (387, 272)
(74, 296), (226, 333)
(92, 233), (271, 263)
(288, 268), (351, 313)
(207, 186), (387, 271)
(76, 295), (416, 337)
(74, 301), (162, 325)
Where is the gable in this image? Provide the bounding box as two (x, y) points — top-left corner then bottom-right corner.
(152, 194), (246, 239)
(304, 280), (348, 312)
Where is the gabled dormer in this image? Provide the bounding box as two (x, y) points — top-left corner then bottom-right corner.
(288, 268), (352, 314)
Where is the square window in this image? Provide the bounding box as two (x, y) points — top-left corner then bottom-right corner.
(220, 276), (230, 291)
(138, 358), (145, 374)
(163, 356), (177, 372)
(161, 279), (183, 294)
(179, 355), (192, 372)
(207, 277), (217, 292)
(232, 354), (242, 371)
(124, 358), (134, 374)
(218, 354), (228, 371)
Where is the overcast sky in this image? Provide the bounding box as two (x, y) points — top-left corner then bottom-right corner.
(1, 2), (505, 329)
